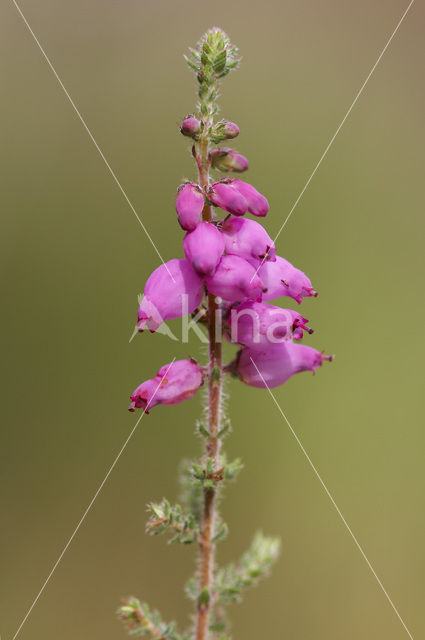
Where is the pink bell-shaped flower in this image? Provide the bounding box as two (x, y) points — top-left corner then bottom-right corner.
(221, 217), (276, 266)
(237, 342), (332, 388)
(208, 180), (248, 216)
(259, 255), (317, 304)
(138, 259), (204, 332)
(232, 180), (269, 217)
(205, 255), (265, 303)
(176, 183), (205, 231)
(129, 359), (204, 412)
(227, 301), (312, 348)
(183, 221), (225, 276)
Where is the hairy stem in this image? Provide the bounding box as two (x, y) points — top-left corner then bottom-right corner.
(196, 136), (223, 640)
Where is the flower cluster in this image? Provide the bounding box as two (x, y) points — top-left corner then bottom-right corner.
(121, 27), (333, 640)
(130, 123), (331, 408)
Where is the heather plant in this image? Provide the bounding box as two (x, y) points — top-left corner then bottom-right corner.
(118, 27), (331, 640)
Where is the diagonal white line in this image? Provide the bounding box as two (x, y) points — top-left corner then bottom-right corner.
(10, 360), (176, 640)
(252, 0), (415, 282)
(249, 357), (414, 639)
(11, 0), (175, 281)
(273, 0), (415, 240)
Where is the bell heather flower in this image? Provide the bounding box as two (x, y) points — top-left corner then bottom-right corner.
(237, 342), (332, 388)
(221, 217), (276, 266)
(210, 148), (249, 172)
(259, 255), (317, 304)
(180, 115), (201, 138)
(176, 183), (205, 231)
(137, 259), (203, 332)
(129, 359), (204, 412)
(205, 255), (265, 303)
(209, 180), (248, 216)
(228, 301), (312, 348)
(183, 221), (225, 276)
(232, 179), (269, 217)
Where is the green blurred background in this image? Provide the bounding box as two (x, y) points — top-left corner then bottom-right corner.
(1, 1), (424, 638)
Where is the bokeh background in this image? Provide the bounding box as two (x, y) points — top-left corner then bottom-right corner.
(1, 1), (424, 638)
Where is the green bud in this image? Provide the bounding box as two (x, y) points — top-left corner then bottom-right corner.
(211, 365), (221, 382)
(198, 587), (211, 607)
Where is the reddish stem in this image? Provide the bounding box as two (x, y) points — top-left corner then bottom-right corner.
(195, 136), (223, 640)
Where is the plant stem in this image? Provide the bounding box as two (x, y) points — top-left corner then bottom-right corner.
(195, 136), (223, 640)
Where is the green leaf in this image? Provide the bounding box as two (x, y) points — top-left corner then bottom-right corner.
(192, 464), (204, 479)
(198, 587), (210, 607)
(197, 421), (210, 438)
(212, 521), (228, 543)
(118, 597), (182, 639)
(217, 419), (232, 439)
(211, 365), (221, 382)
(146, 499), (200, 544)
(206, 457), (214, 475)
(179, 460), (203, 523)
(214, 532), (281, 605)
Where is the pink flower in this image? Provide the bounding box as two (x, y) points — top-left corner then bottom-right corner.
(227, 301), (313, 348)
(129, 359), (204, 412)
(209, 180), (248, 216)
(205, 255), (265, 303)
(176, 183), (205, 231)
(232, 180), (269, 217)
(221, 217), (276, 266)
(180, 115), (201, 138)
(259, 255), (317, 304)
(138, 259), (204, 332)
(237, 342), (332, 388)
(183, 221), (225, 276)
(210, 148), (249, 172)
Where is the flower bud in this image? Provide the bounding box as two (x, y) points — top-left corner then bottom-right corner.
(209, 180), (248, 216)
(232, 180), (269, 217)
(259, 255), (317, 304)
(211, 121), (240, 143)
(237, 342), (332, 389)
(183, 221), (225, 276)
(221, 217), (276, 266)
(180, 115), (201, 138)
(176, 183), (204, 231)
(129, 359), (204, 412)
(210, 148), (249, 173)
(205, 255), (265, 303)
(221, 121), (240, 139)
(227, 301), (312, 348)
(138, 259), (203, 332)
